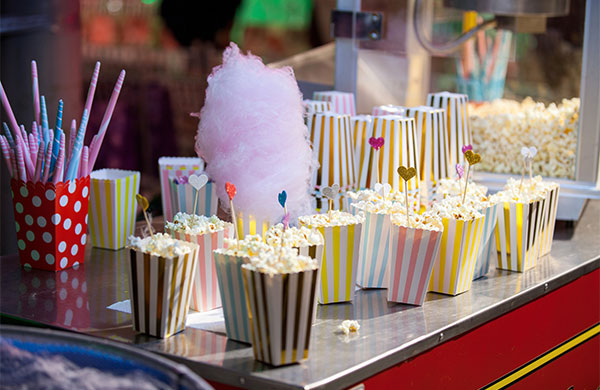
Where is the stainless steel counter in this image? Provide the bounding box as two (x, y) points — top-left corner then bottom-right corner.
(2, 201), (599, 390)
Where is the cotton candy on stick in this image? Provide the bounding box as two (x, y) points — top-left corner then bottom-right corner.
(195, 43), (314, 224)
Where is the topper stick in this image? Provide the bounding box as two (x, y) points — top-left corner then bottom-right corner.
(193, 190), (200, 215)
(136, 194), (154, 238)
(519, 160), (525, 194)
(404, 180), (410, 228)
(462, 163), (471, 204)
(528, 159), (533, 180)
(225, 182), (240, 249)
(328, 199), (333, 222)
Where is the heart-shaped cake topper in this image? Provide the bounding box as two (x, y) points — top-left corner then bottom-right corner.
(374, 182), (392, 197)
(278, 190), (287, 208)
(368, 137), (385, 151)
(321, 184), (340, 200)
(464, 150), (481, 165)
(455, 163), (464, 179)
(225, 182), (237, 201)
(136, 194), (149, 211)
(521, 146), (537, 160)
(188, 174), (208, 191)
(462, 144), (473, 154)
(397, 166), (416, 181)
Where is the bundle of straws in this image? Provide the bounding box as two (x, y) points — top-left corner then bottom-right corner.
(0, 61), (125, 184)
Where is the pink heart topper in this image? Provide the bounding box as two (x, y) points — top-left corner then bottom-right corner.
(455, 163), (464, 179)
(369, 137), (385, 151)
(462, 144), (473, 154)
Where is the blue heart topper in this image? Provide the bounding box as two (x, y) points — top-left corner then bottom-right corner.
(278, 190), (287, 208)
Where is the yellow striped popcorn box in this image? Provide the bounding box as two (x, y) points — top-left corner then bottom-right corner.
(303, 99), (331, 116)
(358, 116), (421, 213)
(313, 90), (356, 116)
(539, 183), (560, 257)
(356, 210), (392, 289)
(242, 267), (319, 366)
(372, 104), (405, 117)
(158, 157), (204, 221)
(494, 198), (547, 272)
(166, 223), (235, 312)
(236, 211), (270, 240)
(404, 107), (451, 203)
(126, 242), (199, 338)
(307, 111), (357, 196)
(428, 215), (485, 295)
(89, 169), (140, 250)
(351, 115), (374, 187)
(426, 92), (472, 168)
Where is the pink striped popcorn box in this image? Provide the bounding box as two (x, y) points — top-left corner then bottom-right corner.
(387, 222), (443, 306)
(313, 91), (356, 116)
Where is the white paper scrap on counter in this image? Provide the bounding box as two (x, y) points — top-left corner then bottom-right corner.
(107, 300), (226, 334)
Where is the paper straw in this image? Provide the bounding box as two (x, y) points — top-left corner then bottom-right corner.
(55, 99), (63, 131)
(1, 83), (34, 174)
(9, 148), (17, 179)
(88, 70), (126, 172)
(3, 122), (15, 148)
(20, 126), (29, 153)
(28, 133), (37, 164)
(53, 136), (65, 184)
(40, 95), (49, 136)
(49, 128), (63, 177)
(32, 122), (39, 145)
(34, 140), (45, 181)
(42, 129), (53, 183)
(68, 119), (76, 160)
(84, 62), (101, 116)
(0, 136), (14, 177)
(15, 139), (27, 181)
(31, 60), (41, 125)
(65, 109), (89, 182)
(80, 146), (89, 179)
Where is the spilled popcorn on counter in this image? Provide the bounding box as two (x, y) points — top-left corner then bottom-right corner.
(337, 320), (360, 335)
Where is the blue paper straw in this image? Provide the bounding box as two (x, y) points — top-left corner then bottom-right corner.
(40, 95), (49, 138)
(64, 109), (89, 182)
(48, 128), (63, 179)
(55, 99), (63, 131)
(2, 122), (15, 148)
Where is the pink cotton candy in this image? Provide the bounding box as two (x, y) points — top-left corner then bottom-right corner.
(195, 43), (315, 224)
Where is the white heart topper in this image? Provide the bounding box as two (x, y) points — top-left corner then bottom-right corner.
(322, 184), (340, 200)
(521, 146), (537, 160)
(374, 182), (391, 197)
(188, 174), (209, 191)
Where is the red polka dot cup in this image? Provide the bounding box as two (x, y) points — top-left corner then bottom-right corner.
(10, 177), (90, 271)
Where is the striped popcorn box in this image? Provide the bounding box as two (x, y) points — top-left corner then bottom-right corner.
(158, 157), (204, 221)
(426, 92), (472, 168)
(307, 111), (357, 197)
(303, 99), (331, 116)
(494, 198), (547, 272)
(472, 203), (500, 280)
(358, 116), (421, 213)
(242, 267), (319, 366)
(126, 242), (199, 338)
(372, 105), (405, 117)
(387, 221), (443, 306)
(351, 115), (374, 186)
(428, 216), (485, 296)
(403, 107), (451, 203)
(539, 183), (560, 257)
(168, 179), (218, 218)
(313, 90), (356, 116)
(89, 169), (140, 250)
(236, 211), (270, 240)
(213, 251), (252, 343)
(356, 210), (392, 289)
(312, 190), (345, 213)
(166, 223), (235, 312)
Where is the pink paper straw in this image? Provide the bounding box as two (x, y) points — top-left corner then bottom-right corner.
(31, 61), (41, 125)
(20, 126), (29, 152)
(88, 70), (125, 172)
(29, 133), (37, 163)
(52, 133), (65, 184)
(9, 148), (17, 178)
(42, 129), (53, 183)
(68, 119), (76, 161)
(15, 139), (27, 181)
(80, 146), (89, 179)
(32, 121), (39, 145)
(0, 82), (35, 174)
(0, 136), (14, 177)
(87, 135), (97, 175)
(84, 62), (101, 116)
(34, 140), (45, 182)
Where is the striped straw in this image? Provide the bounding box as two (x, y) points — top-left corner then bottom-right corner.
(0, 136), (14, 177)
(3, 123), (15, 148)
(42, 129), (53, 183)
(31, 60), (41, 125)
(52, 133), (65, 184)
(15, 139), (27, 181)
(68, 119), (76, 161)
(34, 140), (45, 182)
(49, 128), (63, 179)
(40, 95), (49, 138)
(55, 99), (63, 131)
(80, 146), (89, 179)
(28, 133), (37, 163)
(84, 62), (101, 116)
(32, 122), (39, 146)
(9, 148), (17, 179)
(20, 125), (29, 152)
(65, 109), (89, 182)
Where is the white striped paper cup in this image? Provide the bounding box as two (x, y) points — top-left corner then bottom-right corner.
(303, 99), (331, 116)
(168, 179), (218, 218)
(539, 184), (559, 257)
(356, 211), (392, 289)
(388, 223), (442, 305)
(213, 251), (252, 344)
(313, 91), (356, 116)
(351, 115), (374, 183)
(472, 202), (500, 280)
(428, 216), (485, 295)
(89, 169), (140, 250)
(242, 267), (319, 366)
(126, 243), (199, 338)
(167, 224), (234, 312)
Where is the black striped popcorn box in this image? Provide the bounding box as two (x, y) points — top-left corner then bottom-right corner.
(539, 183), (560, 257)
(242, 267), (319, 366)
(126, 242), (199, 338)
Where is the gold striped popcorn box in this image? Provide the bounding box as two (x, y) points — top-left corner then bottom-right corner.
(126, 243), (199, 338)
(213, 251), (252, 343)
(351, 115), (374, 187)
(307, 112), (357, 194)
(313, 90), (356, 116)
(539, 183), (560, 257)
(404, 107), (451, 203)
(356, 211), (392, 289)
(428, 216), (485, 296)
(388, 223), (443, 306)
(303, 99), (331, 116)
(166, 224), (235, 312)
(426, 92), (472, 168)
(300, 219), (362, 304)
(472, 203), (501, 280)
(372, 105), (405, 116)
(494, 198), (547, 272)
(236, 211), (270, 240)
(168, 179), (218, 218)
(358, 116), (420, 213)
(89, 169), (140, 250)
(242, 267), (319, 366)
(158, 157), (204, 221)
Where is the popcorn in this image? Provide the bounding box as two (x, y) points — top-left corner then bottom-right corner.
(470, 97), (579, 179)
(430, 196), (484, 221)
(436, 178), (488, 200)
(390, 211), (443, 231)
(337, 320), (360, 335)
(215, 235), (273, 258)
(165, 212), (230, 235)
(127, 233), (196, 258)
(242, 247), (318, 275)
(265, 224), (324, 247)
(299, 210), (364, 228)
(345, 189), (381, 203)
(495, 176), (550, 203)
